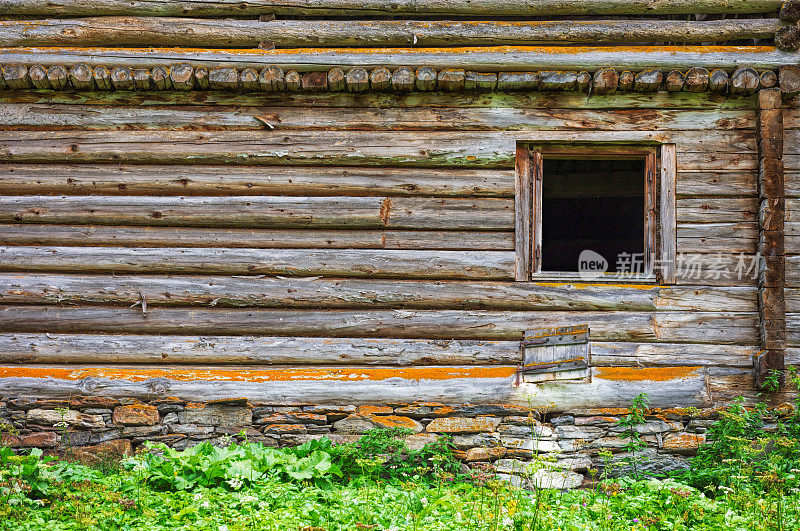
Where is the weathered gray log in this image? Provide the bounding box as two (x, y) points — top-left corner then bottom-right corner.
(497, 72), (538, 91)
(760, 69), (779, 89)
(92, 65), (112, 89)
(708, 69), (730, 92)
(285, 69), (302, 91)
(677, 197), (759, 223)
(731, 66), (760, 95)
(258, 65), (284, 92)
(46, 64), (69, 90)
(150, 64), (172, 90)
(391, 66), (415, 92)
(539, 71), (577, 91)
(0, 364), (712, 411)
(677, 222), (758, 253)
(169, 62), (194, 90)
(0, 46), (793, 71)
(665, 70), (685, 92)
(132, 67), (151, 89)
(109, 65), (133, 90)
(0, 164), (514, 197)
(780, 65), (800, 97)
(634, 69), (662, 92)
(0, 306), (758, 344)
(780, 0), (800, 21)
(345, 67), (368, 93)
(437, 68), (465, 91)
(684, 67), (710, 92)
(2, 64), (30, 90)
(0, 130), (756, 166)
(0, 273), (756, 311)
(0, 225), (513, 251)
(28, 65), (50, 90)
(775, 24), (800, 51)
(592, 68), (618, 95)
(209, 67), (238, 91)
(194, 65), (210, 89)
(576, 71), (591, 92)
(327, 67), (345, 91)
(369, 67), (391, 91)
(464, 71), (496, 91)
(0, 195), (515, 230)
(0, 334), (759, 367)
(415, 66), (437, 91)
(67, 62), (94, 90)
(0, 246), (516, 280)
(0, 0), (783, 17)
(0, 18), (783, 48)
(240, 68), (260, 92)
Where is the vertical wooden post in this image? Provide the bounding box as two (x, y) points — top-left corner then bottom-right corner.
(754, 88), (786, 390)
(530, 151), (543, 275)
(659, 144), (677, 284)
(514, 145), (532, 281)
(644, 151), (658, 276)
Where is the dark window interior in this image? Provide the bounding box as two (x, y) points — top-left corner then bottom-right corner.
(541, 158), (645, 272)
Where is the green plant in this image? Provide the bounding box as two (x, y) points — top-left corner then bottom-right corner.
(617, 392), (650, 480)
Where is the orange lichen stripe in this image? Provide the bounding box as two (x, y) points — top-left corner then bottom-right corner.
(0, 45), (779, 56)
(595, 366), (702, 382)
(0, 365), (517, 382)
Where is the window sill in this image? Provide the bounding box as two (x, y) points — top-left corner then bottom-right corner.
(529, 272), (658, 284)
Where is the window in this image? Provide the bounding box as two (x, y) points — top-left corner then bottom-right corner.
(515, 144), (676, 283)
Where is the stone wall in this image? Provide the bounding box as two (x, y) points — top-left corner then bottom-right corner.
(0, 396), (721, 488)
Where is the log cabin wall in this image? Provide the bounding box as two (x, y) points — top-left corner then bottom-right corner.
(0, 0), (799, 420)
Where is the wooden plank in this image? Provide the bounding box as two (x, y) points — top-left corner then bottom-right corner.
(677, 197), (758, 223)
(0, 333), (755, 368)
(0, 130), (516, 167)
(514, 145), (532, 281)
(0, 196), (515, 230)
(0, 46), (794, 72)
(0, 273), (756, 311)
(677, 171), (756, 197)
(789, 288), (800, 313)
(0, 104), (757, 132)
(0, 306), (758, 344)
(677, 222), (758, 253)
(0, 90), (758, 111)
(660, 144), (677, 284)
(0, 247), (516, 279)
(674, 253), (762, 286)
(0, 18), (784, 48)
(0, 225), (515, 250)
(0, 1), (783, 17)
(678, 152), (758, 172)
(0, 364), (711, 410)
(0, 164), (514, 198)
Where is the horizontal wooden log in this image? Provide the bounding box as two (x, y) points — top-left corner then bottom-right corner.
(677, 222), (758, 253)
(0, 196), (515, 230)
(677, 197), (758, 223)
(0, 130), (517, 167)
(9, 18), (773, 48)
(0, 306), (758, 343)
(0, 1), (783, 17)
(0, 46), (794, 72)
(0, 164), (513, 197)
(677, 171), (756, 197)
(0, 247), (516, 279)
(0, 273), (757, 311)
(0, 89), (758, 110)
(674, 253), (762, 287)
(0, 130), (755, 167)
(0, 364), (712, 410)
(0, 225), (514, 250)
(0, 104), (757, 131)
(0, 334), (758, 368)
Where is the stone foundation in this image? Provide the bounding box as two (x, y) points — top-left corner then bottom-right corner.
(1, 396), (721, 486)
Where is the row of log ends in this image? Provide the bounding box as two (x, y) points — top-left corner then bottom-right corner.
(2, 63), (800, 97)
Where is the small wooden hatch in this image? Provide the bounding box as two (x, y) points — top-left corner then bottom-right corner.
(520, 324), (590, 383)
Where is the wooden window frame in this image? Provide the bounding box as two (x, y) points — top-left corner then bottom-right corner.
(515, 143), (677, 284)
